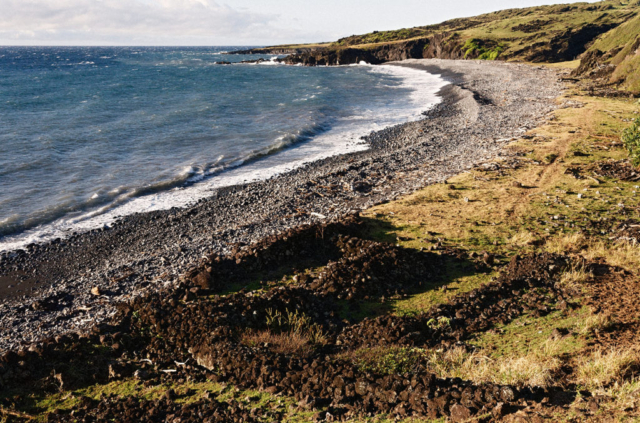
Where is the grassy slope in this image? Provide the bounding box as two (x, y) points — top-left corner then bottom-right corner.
(262, 1), (640, 90)
(262, 1), (638, 62)
(335, 1), (633, 58)
(585, 11), (640, 91)
(590, 13), (640, 58)
(612, 54), (640, 91)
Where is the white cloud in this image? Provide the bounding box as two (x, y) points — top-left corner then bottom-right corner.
(0, 0), (320, 45)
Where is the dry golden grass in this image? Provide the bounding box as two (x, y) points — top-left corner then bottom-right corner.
(582, 239), (640, 273)
(534, 60), (581, 70)
(545, 232), (587, 254)
(241, 330), (316, 356)
(508, 231), (537, 247)
(265, 308), (327, 344)
(241, 308), (328, 355)
(426, 341), (567, 388)
(559, 262), (593, 290)
(597, 379), (640, 414)
(575, 313), (616, 336)
(574, 348), (640, 390)
(362, 94), (621, 259)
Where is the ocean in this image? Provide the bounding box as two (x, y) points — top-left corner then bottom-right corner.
(0, 46), (446, 252)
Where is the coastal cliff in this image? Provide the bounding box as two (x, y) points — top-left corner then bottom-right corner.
(280, 23), (621, 66)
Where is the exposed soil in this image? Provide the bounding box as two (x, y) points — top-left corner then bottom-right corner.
(561, 159), (640, 183)
(524, 23), (620, 63)
(614, 220), (640, 243)
(589, 159), (640, 181)
(584, 262), (640, 349)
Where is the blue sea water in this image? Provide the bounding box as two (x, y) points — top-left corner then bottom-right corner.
(0, 46), (445, 251)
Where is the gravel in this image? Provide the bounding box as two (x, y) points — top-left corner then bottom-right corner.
(0, 59), (565, 352)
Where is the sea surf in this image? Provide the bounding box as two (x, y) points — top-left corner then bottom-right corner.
(0, 46), (446, 252)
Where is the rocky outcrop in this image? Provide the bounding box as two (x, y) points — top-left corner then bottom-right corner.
(230, 47), (320, 55)
(571, 49), (617, 78)
(283, 34), (468, 66)
(281, 20), (623, 67)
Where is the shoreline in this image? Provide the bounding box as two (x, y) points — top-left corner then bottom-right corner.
(0, 63), (446, 253)
(0, 59), (565, 351)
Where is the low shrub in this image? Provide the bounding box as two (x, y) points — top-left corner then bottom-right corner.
(265, 308), (327, 344)
(622, 118), (640, 167)
(463, 38), (506, 60)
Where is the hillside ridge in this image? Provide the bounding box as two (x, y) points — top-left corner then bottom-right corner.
(236, 0), (640, 93)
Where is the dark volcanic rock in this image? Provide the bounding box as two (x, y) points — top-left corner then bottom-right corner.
(284, 35), (467, 66)
(46, 395), (271, 422)
(0, 241), (577, 421)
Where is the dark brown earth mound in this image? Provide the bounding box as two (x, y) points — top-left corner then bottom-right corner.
(305, 235), (451, 300)
(184, 215), (363, 292)
(46, 395), (271, 423)
(584, 259), (640, 349)
(337, 253), (568, 350)
(0, 216), (583, 422)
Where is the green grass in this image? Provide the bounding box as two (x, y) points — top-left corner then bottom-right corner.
(622, 118), (640, 166)
(590, 13), (640, 61)
(11, 379), (316, 422)
(363, 94), (640, 269)
(463, 38), (506, 60)
(613, 53), (640, 92)
(348, 418), (446, 423)
(337, 298), (392, 322)
(334, 28), (428, 47)
(470, 307), (590, 359)
(580, 8), (640, 92)
(391, 264), (497, 317)
(350, 346), (426, 376)
(16, 376), (448, 422)
(343, 215), (499, 317)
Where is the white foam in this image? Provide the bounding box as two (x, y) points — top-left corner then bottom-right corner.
(0, 65), (448, 253)
(254, 56), (284, 66)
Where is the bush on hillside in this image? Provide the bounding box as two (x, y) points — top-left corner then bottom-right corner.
(622, 118), (640, 168)
(463, 38), (506, 60)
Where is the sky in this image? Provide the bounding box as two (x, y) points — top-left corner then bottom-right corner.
(0, 0), (601, 46)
